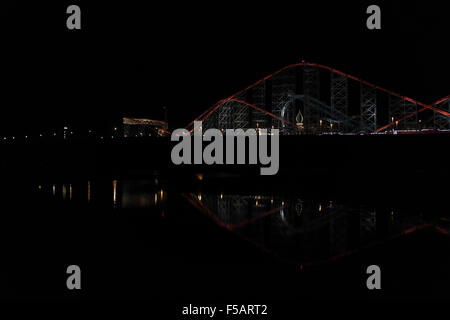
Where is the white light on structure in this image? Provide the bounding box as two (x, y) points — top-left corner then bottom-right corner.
(113, 180), (117, 205)
(280, 209), (285, 220)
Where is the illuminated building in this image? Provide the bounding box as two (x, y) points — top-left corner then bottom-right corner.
(122, 117), (169, 138)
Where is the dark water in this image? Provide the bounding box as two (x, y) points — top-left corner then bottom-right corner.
(186, 191), (450, 265)
(1, 176), (450, 300)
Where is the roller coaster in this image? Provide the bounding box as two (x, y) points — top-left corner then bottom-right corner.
(186, 61), (450, 135)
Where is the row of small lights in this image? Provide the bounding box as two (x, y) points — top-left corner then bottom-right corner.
(0, 127), (159, 141)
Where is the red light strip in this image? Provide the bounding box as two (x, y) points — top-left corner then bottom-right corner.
(376, 107), (428, 133)
(432, 95), (450, 106)
(434, 226), (449, 235)
(228, 98), (298, 128)
(227, 205), (286, 231)
(185, 100), (225, 132)
(376, 100), (450, 133)
(159, 128), (171, 135)
(188, 100), (228, 133)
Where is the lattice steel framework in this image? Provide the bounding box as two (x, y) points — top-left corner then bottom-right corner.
(403, 100), (418, 130)
(388, 96), (403, 128)
(251, 82), (266, 109)
(434, 99), (450, 130)
(215, 95), (251, 130)
(303, 66), (321, 133)
(331, 73), (348, 117)
(388, 96), (417, 130)
(330, 73), (349, 133)
(250, 82), (267, 129)
(233, 95), (250, 129)
(360, 84), (377, 132)
(217, 101), (233, 129)
(272, 69), (296, 134)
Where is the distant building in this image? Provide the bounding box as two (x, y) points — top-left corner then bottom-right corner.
(122, 117), (169, 138)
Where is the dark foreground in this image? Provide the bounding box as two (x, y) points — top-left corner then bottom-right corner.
(1, 135), (450, 306)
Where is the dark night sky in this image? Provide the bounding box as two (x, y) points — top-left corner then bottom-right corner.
(0, 1), (449, 134)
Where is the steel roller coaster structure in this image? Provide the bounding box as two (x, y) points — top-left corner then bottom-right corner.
(186, 61), (450, 135)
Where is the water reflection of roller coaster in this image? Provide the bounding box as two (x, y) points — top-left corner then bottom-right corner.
(187, 62), (450, 135)
(186, 192), (450, 265)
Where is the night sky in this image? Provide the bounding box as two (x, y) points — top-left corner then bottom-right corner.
(1, 1), (448, 134)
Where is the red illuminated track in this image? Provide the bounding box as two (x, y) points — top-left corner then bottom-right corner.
(376, 95), (450, 132)
(186, 61), (450, 133)
(229, 98), (298, 128)
(375, 107), (428, 133)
